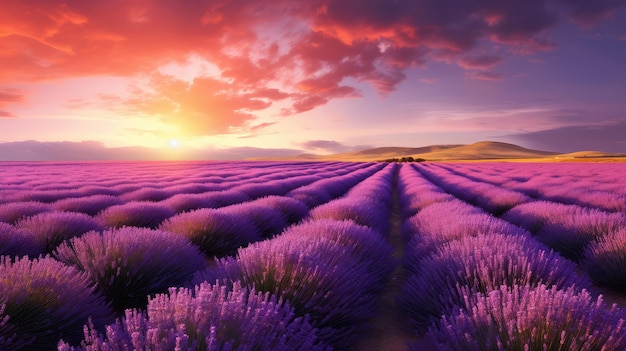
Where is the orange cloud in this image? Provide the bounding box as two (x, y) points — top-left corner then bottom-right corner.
(1, 0), (623, 136)
(0, 88), (25, 117)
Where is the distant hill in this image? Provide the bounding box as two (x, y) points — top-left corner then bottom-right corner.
(260, 141), (624, 162)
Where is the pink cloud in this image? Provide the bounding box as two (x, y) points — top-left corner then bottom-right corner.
(457, 54), (504, 69)
(0, 88), (25, 117)
(1, 0), (623, 135)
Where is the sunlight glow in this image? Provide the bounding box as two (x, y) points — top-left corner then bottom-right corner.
(169, 139), (180, 148)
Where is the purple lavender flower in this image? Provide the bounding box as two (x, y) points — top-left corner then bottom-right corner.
(0, 256), (113, 350)
(583, 228), (626, 288)
(54, 227), (207, 312)
(538, 209), (626, 261)
(96, 201), (175, 229)
(16, 211), (103, 253)
(196, 220), (395, 348)
(427, 284), (626, 351)
(0, 201), (53, 224)
(252, 195), (310, 224)
(59, 282), (330, 351)
(309, 198), (390, 234)
(220, 202), (289, 238)
(159, 208), (262, 258)
(400, 233), (590, 331)
(0, 222), (43, 257)
(52, 195), (124, 216)
(119, 187), (174, 202)
(76, 185), (121, 196)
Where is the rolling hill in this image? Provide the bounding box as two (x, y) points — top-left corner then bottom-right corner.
(261, 141), (623, 162)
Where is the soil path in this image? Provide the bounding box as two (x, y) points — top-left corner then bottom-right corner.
(351, 169), (438, 351)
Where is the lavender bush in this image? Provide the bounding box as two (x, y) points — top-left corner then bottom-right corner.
(399, 233), (590, 331)
(584, 228), (626, 289)
(0, 256), (113, 350)
(196, 220), (394, 348)
(309, 198), (390, 234)
(54, 227), (207, 311)
(159, 208), (262, 258)
(16, 211), (103, 253)
(427, 284), (626, 351)
(220, 202), (288, 238)
(96, 201), (175, 229)
(53, 195), (124, 216)
(59, 282), (330, 351)
(119, 187), (174, 202)
(0, 223), (42, 257)
(252, 196), (310, 224)
(0, 201), (53, 224)
(537, 209), (626, 261)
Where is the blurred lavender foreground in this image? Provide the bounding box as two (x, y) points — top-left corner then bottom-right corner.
(58, 282), (330, 351)
(0, 256), (114, 350)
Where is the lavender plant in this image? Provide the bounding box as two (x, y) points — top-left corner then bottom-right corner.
(220, 202), (288, 238)
(119, 187), (174, 202)
(309, 198), (390, 234)
(53, 195), (124, 216)
(252, 196), (310, 224)
(0, 223), (42, 257)
(96, 201), (175, 229)
(583, 228), (626, 289)
(399, 233), (590, 331)
(0, 201), (53, 224)
(196, 220), (395, 348)
(54, 227), (207, 311)
(59, 282), (330, 351)
(159, 208), (262, 258)
(427, 284), (626, 351)
(0, 256), (113, 350)
(16, 211), (103, 253)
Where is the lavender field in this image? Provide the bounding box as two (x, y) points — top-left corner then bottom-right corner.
(1, 161), (626, 350)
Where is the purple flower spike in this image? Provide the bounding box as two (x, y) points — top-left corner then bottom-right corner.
(399, 233), (590, 332)
(54, 227), (207, 312)
(59, 282), (330, 351)
(16, 211), (103, 253)
(53, 195), (124, 216)
(0, 201), (53, 224)
(427, 284), (626, 351)
(160, 208), (262, 258)
(96, 201), (175, 229)
(584, 228), (626, 289)
(0, 223), (43, 257)
(0, 256), (113, 350)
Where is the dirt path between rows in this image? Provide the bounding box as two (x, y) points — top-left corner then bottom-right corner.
(351, 173), (438, 351)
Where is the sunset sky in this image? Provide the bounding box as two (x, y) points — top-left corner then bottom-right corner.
(1, 0), (625, 160)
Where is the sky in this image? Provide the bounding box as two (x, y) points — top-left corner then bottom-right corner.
(1, 0), (625, 160)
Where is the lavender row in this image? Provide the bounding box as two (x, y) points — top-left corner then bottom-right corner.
(398, 178), (588, 330)
(309, 163), (397, 234)
(1, 164), (385, 258)
(0, 161), (372, 204)
(503, 201), (626, 288)
(195, 218), (395, 349)
(412, 163), (531, 215)
(0, 162), (380, 223)
(59, 281), (330, 351)
(60, 218), (395, 350)
(428, 162), (626, 213)
(396, 165), (626, 350)
(0, 194), (308, 259)
(413, 163), (626, 290)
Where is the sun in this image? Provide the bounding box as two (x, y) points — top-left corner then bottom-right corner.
(168, 139), (180, 148)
